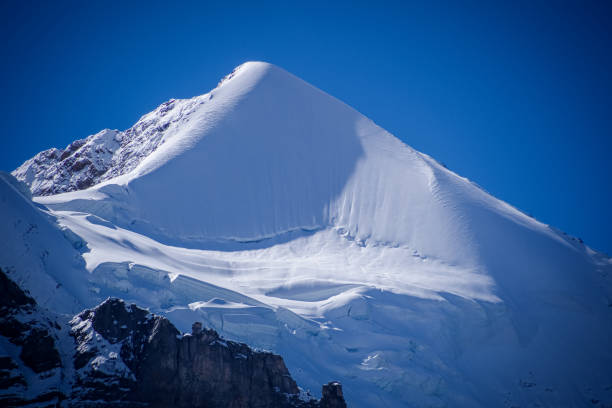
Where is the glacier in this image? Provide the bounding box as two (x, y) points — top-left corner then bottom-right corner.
(5, 61), (612, 407)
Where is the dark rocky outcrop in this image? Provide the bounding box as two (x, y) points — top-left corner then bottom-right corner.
(0, 270), (62, 375)
(0, 357), (26, 389)
(0, 269), (35, 311)
(0, 268), (348, 407)
(70, 298), (346, 408)
(0, 268), (65, 407)
(320, 382), (347, 408)
(19, 327), (62, 374)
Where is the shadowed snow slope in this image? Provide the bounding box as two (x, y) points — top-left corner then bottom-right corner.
(8, 62), (612, 407)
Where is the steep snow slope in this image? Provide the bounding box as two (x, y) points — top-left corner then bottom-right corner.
(10, 62), (612, 407)
(26, 62), (478, 267)
(0, 173), (90, 314)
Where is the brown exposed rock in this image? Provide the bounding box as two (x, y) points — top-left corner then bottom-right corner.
(19, 327), (61, 373)
(70, 158), (92, 172)
(0, 269), (64, 406)
(320, 382), (348, 408)
(70, 298), (348, 408)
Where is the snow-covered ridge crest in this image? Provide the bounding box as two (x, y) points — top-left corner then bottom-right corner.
(13, 61), (587, 264)
(12, 62), (262, 197)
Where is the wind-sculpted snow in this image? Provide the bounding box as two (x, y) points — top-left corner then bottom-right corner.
(7, 62), (612, 407)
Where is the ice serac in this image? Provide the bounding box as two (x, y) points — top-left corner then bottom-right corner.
(10, 62), (612, 407)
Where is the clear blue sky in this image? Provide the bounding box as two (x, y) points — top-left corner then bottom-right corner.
(2, 1), (611, 254)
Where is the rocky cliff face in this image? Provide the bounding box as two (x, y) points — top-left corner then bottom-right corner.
(0, 268), (347, 407)
(70, 298), (328, 408)
(12, 92), (215, 197)
(0, 268), (65, 407)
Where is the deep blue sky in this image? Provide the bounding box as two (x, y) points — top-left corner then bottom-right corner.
(2, 1), (611, 254)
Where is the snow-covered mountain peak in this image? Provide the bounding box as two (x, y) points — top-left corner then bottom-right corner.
(12, 62), (581, 265)
(5, 62), (612, 407)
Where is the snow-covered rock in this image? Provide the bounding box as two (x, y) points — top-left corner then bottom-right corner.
(12, 93), (211, 197)
(0, 266), (346, 408)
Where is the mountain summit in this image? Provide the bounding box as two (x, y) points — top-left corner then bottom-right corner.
(7, 62), (612, 407)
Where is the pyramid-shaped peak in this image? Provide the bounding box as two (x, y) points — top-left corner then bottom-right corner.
(17, 61), (467, 265)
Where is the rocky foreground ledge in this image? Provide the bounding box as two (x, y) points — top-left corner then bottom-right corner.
(0, 269), (347, 407)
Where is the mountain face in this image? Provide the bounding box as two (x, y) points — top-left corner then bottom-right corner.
(6, 61), (612, 407)
(0, 268), (345, 407)
(0, 268), (64, 407)
(12, 93), (210, 197)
